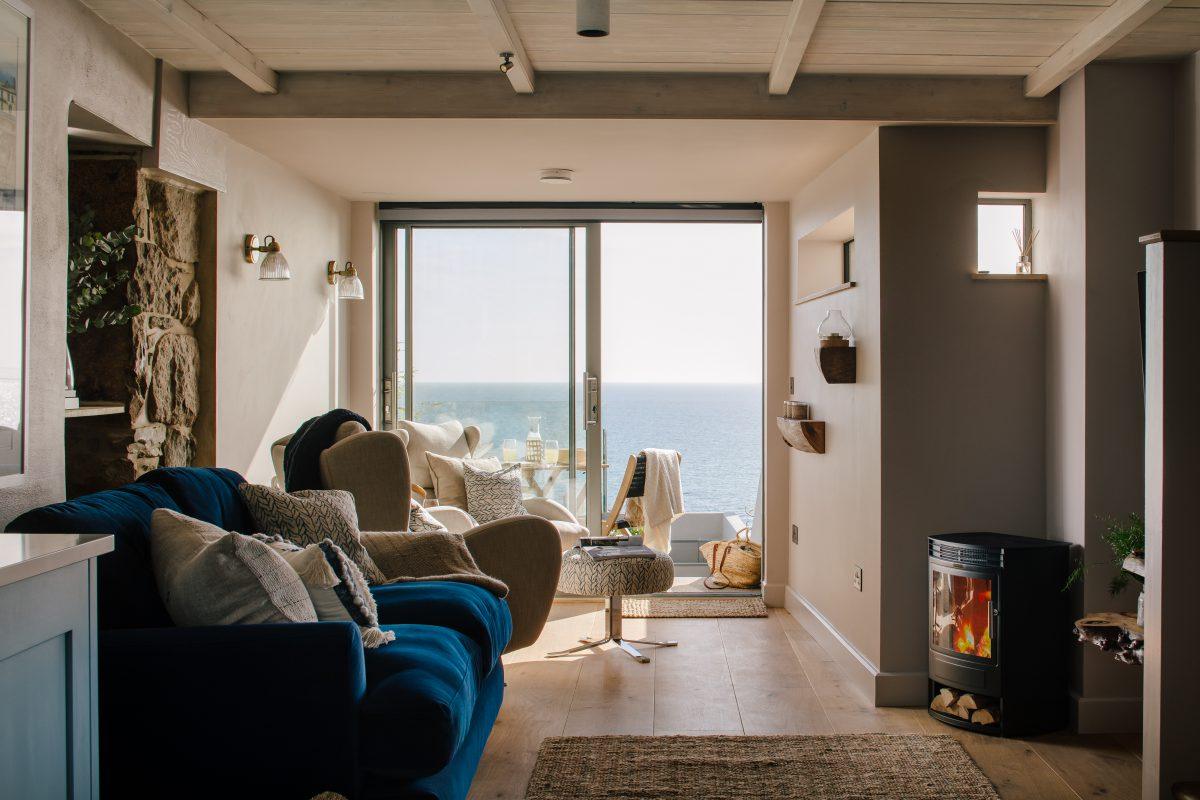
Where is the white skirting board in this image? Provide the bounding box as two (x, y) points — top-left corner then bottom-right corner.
(785, 586), (927, 707)
(1071, 692), (1143, 734)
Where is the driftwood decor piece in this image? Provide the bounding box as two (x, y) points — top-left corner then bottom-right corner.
(1074, 612), (1144, 665)
(777, 417), (825, 454)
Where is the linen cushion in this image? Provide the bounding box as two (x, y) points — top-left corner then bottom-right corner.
(259, 535), (396, 649)
(370, 580), (512, 670)
(397, 419), (474, 489)
(462, 462), (525, 523)
(150, 508), (317, 626)
(238, 484), (386, 584)
(425, 453), (502, 509)
(360, 623), (487, 777)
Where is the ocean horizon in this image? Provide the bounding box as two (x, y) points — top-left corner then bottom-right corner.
(411, 381), (761, 522)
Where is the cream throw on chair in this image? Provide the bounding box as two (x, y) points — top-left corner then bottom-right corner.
(629, 448), (684, 553)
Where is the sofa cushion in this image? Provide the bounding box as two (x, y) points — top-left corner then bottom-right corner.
(239, 484), (386, 584)
(6, 481), (183, 630)
(150, 509), (318, 626)
(397, 419), (474, 490)
(370, 581), (511, 671)
(425, 452), (501, 510)
(360, 624), (486, 778)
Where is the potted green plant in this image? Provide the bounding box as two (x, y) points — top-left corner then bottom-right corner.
(65, 211), (141, 406)
(1065, 513), (1145, 623)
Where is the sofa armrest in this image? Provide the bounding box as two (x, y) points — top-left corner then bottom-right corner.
(426, 505), (476, 534)
(462, 515), (562, 652)
(100, 622), (366, 799)
(522, 496), (579, 524)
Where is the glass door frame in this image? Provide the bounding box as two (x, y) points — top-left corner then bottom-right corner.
(928, 561), (1001, 665)
(379, 205), (765, 536)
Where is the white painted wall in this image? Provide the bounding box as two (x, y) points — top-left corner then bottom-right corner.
(214, 141), (351, 485)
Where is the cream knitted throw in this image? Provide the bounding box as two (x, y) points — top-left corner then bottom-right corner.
(630, 448), (683, 553)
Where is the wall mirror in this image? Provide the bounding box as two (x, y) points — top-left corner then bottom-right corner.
(0, 0), (30, 477)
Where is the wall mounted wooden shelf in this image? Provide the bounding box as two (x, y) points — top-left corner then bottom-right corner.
(777, 417), (825, 454)
(816, 346), (856, 383)
(65, 402), (126, 419)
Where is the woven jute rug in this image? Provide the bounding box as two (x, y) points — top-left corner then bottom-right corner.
(525, 734), (1000, 800)
(621, 596), (768, 618)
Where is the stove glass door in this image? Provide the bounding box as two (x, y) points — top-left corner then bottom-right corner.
(931, 567), (995, 660)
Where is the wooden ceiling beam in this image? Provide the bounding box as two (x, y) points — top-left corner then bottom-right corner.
(191, 72), (1056, 124)
(466, 0), (535, 94)
(769, 0), (827, 96)
(128, 0), (277, 94)
(1024, 0), (1170, 97)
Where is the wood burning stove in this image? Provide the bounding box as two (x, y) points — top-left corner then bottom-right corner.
(928, 532), (1070, 737)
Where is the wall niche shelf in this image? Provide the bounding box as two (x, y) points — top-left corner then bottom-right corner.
(971, 273), (1047, 282)
(777, 417), (826, 454)
(65, 402), (126, 419)
(796, 281), (856, 306)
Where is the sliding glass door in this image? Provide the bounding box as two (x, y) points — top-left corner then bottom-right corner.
(383, 226), (593, 526)
(381, 210), (763, 554)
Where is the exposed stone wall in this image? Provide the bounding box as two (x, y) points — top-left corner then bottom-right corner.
(65, 157), (203, 496)
(129, 174), (202, 473)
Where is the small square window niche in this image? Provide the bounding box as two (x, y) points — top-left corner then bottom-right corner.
(977, 200), (1032, 274)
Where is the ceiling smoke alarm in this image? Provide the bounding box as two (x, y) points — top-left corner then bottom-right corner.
(539, 168), (575, 184)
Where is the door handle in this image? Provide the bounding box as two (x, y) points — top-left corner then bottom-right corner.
(584, 373), (599, 427)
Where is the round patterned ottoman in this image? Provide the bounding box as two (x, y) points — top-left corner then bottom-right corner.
(549, 549), (676, 663)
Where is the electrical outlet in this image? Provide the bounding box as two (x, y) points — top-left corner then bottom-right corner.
(789, 377), (795, 394)
(852, 566), (863, 592)
(791, 524), (799, 544)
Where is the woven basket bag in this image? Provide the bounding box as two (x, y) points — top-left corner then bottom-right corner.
(700, 529), (762, 589)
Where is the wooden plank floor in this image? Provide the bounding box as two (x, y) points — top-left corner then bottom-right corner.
(469, 603), (1142, 800)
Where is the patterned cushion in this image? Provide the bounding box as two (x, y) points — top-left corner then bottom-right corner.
(409, 500), (449, 533)
(258, 534), (396, 649)
(557, 549), (675, 597)
(150, 508), (317, 626)
(425, 453), (502, 509)
(238, 484), (386, 584)
(462, 462), (525, 524)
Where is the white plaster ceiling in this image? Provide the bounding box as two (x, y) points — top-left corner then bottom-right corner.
(207, 117), (877, 202)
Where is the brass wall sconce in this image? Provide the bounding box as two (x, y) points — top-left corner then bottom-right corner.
(244, 234), (291, 281)
(327, 261), (364, 301)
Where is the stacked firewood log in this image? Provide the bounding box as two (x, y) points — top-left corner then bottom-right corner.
(930, 687), (1000, 726)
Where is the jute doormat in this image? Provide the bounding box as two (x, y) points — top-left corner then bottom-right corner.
(525, 734), (1001, 800)
(621, 596), (768, 618)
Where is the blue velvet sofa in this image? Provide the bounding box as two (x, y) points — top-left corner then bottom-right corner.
(5, 467), (511, 800)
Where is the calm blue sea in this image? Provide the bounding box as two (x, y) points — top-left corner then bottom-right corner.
(411, 382), (761, 520)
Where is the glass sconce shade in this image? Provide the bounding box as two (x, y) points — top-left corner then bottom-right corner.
(817, 309), (854, 345)
(244, 234), (291, 281)
(337, 272), (364, 300)
(327, 260), (364, 300)
(259, 250), (291, 281)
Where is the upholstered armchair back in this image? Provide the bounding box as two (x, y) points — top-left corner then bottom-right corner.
(319, 431), (412, 530)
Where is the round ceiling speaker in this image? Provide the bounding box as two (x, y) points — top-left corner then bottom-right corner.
(576, 0), (610, 37)
(539, 168), (575, 184)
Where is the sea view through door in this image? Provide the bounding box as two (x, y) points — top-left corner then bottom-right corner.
(382, 213), (763, 579)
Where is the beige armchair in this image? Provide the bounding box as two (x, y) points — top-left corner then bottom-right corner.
(394, 418), (589, 550)
(270, 423), (563, 651)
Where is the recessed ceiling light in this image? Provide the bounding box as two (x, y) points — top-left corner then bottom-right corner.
(539, 168), (574, 184)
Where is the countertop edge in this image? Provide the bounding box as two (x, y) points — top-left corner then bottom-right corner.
(0, 535), (115, 589)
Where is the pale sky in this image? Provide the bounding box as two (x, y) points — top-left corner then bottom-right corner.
(407, 222), (763, 384)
